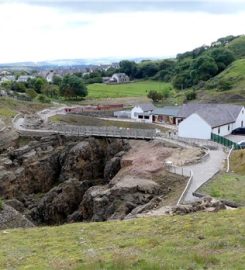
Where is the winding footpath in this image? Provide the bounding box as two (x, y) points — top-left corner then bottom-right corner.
(182, 149), (226, 203)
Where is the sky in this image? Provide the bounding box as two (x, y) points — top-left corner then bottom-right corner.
(0, 0), (245, 63)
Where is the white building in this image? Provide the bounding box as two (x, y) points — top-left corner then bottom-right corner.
(131, 103), (155, 123)
(178, 104), (245, 139)
(0, 75), (15, 83)
(109, 73), (129, 83)
(17, 75), (35, 82)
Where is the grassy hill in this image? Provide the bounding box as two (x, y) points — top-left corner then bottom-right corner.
(196, 59), (245, 104)
(0, 209), (244, 270)
(87, 81), (172, 99)
(227, 35), (245, 59)
(215, 59), (245, 90)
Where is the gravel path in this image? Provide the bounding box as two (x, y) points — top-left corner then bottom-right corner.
(183, 149), (226, 203)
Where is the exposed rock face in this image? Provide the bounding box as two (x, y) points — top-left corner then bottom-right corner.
(30, 179), (100, 225)
(0, 204), (34, 230)
(0, 135), (130, 225)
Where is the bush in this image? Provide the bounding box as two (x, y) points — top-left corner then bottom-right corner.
(35, 94), (51, 103)
(147, 90), (163, 102)
(217, 79), (233, 91)
(185, 90), (197, 100)
(25, 88), (38, 99)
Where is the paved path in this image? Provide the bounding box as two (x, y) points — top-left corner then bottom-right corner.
(183, 149), (226, 203)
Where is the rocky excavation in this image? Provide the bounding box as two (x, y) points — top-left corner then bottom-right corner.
(0, 134), (226, 229)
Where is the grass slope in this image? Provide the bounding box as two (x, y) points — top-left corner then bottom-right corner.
(227, 35), (245, 59)
(87, 81), (172, 99)
(0, 209), (244, 270)
(216, 59), (245, 90)
(198, 150), (245, 205)
(0, 97), (48, 122)
(197, 59), (245, 104)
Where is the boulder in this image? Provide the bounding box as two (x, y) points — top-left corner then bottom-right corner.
(0, 204), (34, 230)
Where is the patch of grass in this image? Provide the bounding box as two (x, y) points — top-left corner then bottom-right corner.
(0, 209), (244, 269)
(87, 81), (172, 99)
(199, 173), (245, 205)
(198, 149), (245, 205)
(230, 149), (245, 174)
(50, 114), (168, 132)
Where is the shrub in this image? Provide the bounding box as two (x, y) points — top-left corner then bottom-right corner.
(35, 94), (51, 103)
(185, 90), (197, 100)
(147, 90), (163, 102)
(217, 79), (233, 91)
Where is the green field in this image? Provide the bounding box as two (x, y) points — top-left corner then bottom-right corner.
(0, 209), (244, 270)
(198, 150), (245, 205)
(87, 81), (172, 99)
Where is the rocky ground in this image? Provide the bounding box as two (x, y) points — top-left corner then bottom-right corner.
(0, 135), (223, 229)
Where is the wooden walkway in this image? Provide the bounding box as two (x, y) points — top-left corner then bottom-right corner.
(52, 124), (157, 140)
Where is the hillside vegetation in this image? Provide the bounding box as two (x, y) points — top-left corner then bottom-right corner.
(0, 97), (48, 122)
(0, 209), (244, 270)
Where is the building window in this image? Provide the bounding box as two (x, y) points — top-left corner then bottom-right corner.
(218, 127), (220, 134)
(138, 115), (143, 119)
(144, 116), (149, 120)
(228, 125), (230, 131)
(242, 121), (244, 127)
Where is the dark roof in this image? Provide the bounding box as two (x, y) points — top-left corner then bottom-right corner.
(151, 106), (180, 117)
(178, 103), (243, 128)
(137, 103), (155, 112)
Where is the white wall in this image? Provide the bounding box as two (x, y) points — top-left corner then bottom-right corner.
(131, 106), (143, 119)
(212, 123), (234, 137)
(135, 115), (153, 123)
(178, 113), (212, 139)
(234, 107), (245, 129)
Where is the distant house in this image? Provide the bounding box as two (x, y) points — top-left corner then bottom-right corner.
(0, 75), (15, 84)
(131, 103), (155, 123)
(17, 75), (35, 82)
(109, 73), (129, 84)
(177, 103), (245, 139)
(102, 77), (111, 83)
(46, 71), (54, 83)
(151, 106), (180, 124)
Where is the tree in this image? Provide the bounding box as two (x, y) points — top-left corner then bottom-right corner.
(119, 60), (137, 79)
(42, 84), (60, 98)
(210, 48), (235, 72)
(191, 56), (218, 81)
(60, 75), (87, 99)
(52, 75), (62, 86)
(147, 90), (163, 102)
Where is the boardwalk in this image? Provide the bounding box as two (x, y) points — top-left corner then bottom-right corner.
(51, 124), (157, 140)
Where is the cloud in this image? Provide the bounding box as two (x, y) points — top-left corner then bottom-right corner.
(2, 0), (245, 14)
(0, 1), (244, 63)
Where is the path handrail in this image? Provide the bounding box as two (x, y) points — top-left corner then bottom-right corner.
(226, 145), (234, 173)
